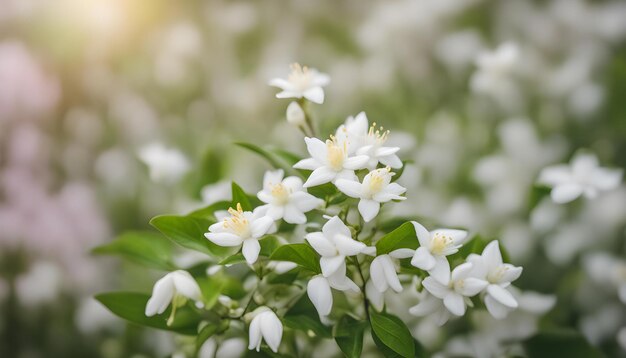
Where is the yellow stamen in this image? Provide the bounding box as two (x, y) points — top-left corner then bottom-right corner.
(430, 232), (453, 256)
(368, 122), (390, 144)
(271, 183), (291, 204)
(224, 203), (249, 236)
(326, 135), (346, 171)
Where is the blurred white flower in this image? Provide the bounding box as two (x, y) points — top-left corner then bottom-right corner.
(145, 270), (204, 321)
(370, 249), (414, 294)
(410, 221), (469, 284)
(422, 262), (488, 317)
(201, 181), (232, 205)
(538, 152), (622, 204)
(336, 167), (406, 222)
(305, 216), (368, 277)
(470, 42), (520, 109)
(267, 261), (298, 274)
(335, 112), (403, 169)
(269, 63), (330, 104)
(256, 169), (323, 224)
(15, 262), (62, 307)
(409, 291), (451, 326)
(138, 143), (190, 184)
(205, 203), (274, 264)
(468, 241), (523, 319)
(247, 307), (283, 353)
(286, 101), (306, 127)
(293, 136), (369, 187)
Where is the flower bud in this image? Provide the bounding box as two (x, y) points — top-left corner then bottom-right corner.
(286, 101), (306, 127)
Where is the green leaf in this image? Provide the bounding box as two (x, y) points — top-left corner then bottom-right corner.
(91, 231), (176, 270)
(231, 182), (253, 211)
(218, 236), (281, 265)
(307, 182), (339, 200)
(375, 222), (418, 255)
(270, 244), (321, 273)
(196, 320), (229, 352)
(150, 215), (230, 257)
(334, 316), (366, 358)
(196, 276), (225, 310)
(235, 142), (299, 176)
(95, 292), (200, 335)
(523, 329), (603, 358)
(283, 315), (332, 338)
(369, 309), (415, 358)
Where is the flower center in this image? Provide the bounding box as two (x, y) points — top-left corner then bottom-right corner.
(430, 232), (454, 256)
(223, 203), (250, 237)
(452, 279), (465, 292)
(366, 167), (391, 196)
(288, 63), (313, 91)
(487, 266), (509, 283)
(271, 183), (290, 205)
(326, 136), (346, 171)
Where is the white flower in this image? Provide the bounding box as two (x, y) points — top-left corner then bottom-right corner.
(308, 272), (359, 317)
(138, 143), (190, 184)
(470, 42), (518, 94)
(410, 221), (469, 284)
(468, 241), (523, 319)
(286, 101), (306, 127)
(268, 63), (330, 104)
(247, 307), (283, 353)
(204, 203), (274, 265)
(422, 262), (488, 317)
(335, 167), (406, 222)
(335, 112), (402, 169)
(145, 270), (203, 323)
(293, 136), (369, 187)
(409, 291), (451, 326)
(256, 169), (323, 224)
(369, 249), (414, 294)
(538, 152), (623, 204)
(305, 216), (369, 277)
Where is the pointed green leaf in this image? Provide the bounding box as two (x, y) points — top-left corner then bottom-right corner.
(270, 243), (321, 273)
(150, 215), (230, 257)
(375, 221), (417, 255)
(334, 315), (366, 358)
(369, 309), (415, 358)
(92, 231), (176, 270)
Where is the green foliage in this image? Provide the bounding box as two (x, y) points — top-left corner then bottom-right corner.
(196, 320), (230, 353)
(390, 160), (412, 183)
(375, 221), (418, 255)
(95, 292), (201, 335)
(91, 231), (176, 270)
(369, 309), (416, 358)
(523, 329), (603, 358)
(282, 315), (332, 338)
(334, 315), (366, 358)
(150, 215), (230, 257)
(235, 142), (301, 177)
(270, 244), (321, 273)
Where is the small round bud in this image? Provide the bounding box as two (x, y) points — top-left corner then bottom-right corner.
(286, 101), (306, 127)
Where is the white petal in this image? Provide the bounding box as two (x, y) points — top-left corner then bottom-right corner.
(500, 264), (523, 283)
(389, 248), (415, 259)
(282, 176), (304, 192)
(311, 73), (330, 87)
(432, 229), (468, 246)
(372, 183), (406, 202)
(242, 239), (261, 265)
(370, 256), (389, 292)
(257, 192), (273, 205)
(263, 169), (284, 189)
(422, 277), (449, 299)
(551, 184), (583, 204)
(283, 205), (307, 224)
(205, 232), (244, 247)
(322, 216), (351, 239)
(382, 258), (402, 293)
(538, 165), (571, 186)
(145, 276), (175, 316)
(268, 78), (292, 90)
(303, 86), (324, 104)
(450, 262), (473, 282)
(334, 179), (364, 198)
(458, 278), (488, 297)
(293, 158), (320, 170)
(171, 271), (202, 301)
(358, 199), (380, 222)
(260, 311), (283, 353)
(327, 269), (360, 292)
(250, 216), (274, 238)
(481, 240), (503, 270)
(411, 221), (432, 247)
(307, 276), (333, 316)
(333, 234), (367, 256)
(266, 205), (285, 221)
(487, 284), (518, 308)
(429, 257), (452, 285)
(290, 192), (323, 212)
(248, 314), (263, 351)
(366, 280), (384, 311)
(276, 90), (301, 99)
(343, 155), (369, 170)
(304, 167), (337, 187)
(304, 137), (328, 163)
(411, 247), (436, 270)
(443, 293), (466, 316)
(379, 154), (403, 169)
(375, 147), (400, 157)
(306, 232), (337, 256)
(484, 294), (512, 319)
(409, 294), (441, 317)
(593, 168), (623, 191)
(320, 255), (345, 277)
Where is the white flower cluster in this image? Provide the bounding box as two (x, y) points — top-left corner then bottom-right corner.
(142, 65), (526, 355)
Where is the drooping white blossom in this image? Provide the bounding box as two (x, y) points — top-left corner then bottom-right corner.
(409, 291), (451, 326)
(269, 63), (330, 104)
(293, 136), (369, 187)
(538, 152), (623, 204)
(422, 262), (488, 317)
(335, 112), (403, 169)
(138, 143), (190, 184)
(307, 272), (359, 317)
(305, 216), (369, 277)
(247, 307), (283, 353)
(256, 169), (323, 224)
(286, 101), (306, 127)
(335, 167), (406, 222)
(410, 221), (469, 284)
(369, 249), (414, 294)
(204, 203), (274, 265)
(468, 241), (523, 319)
(145, 270), (204, 321)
